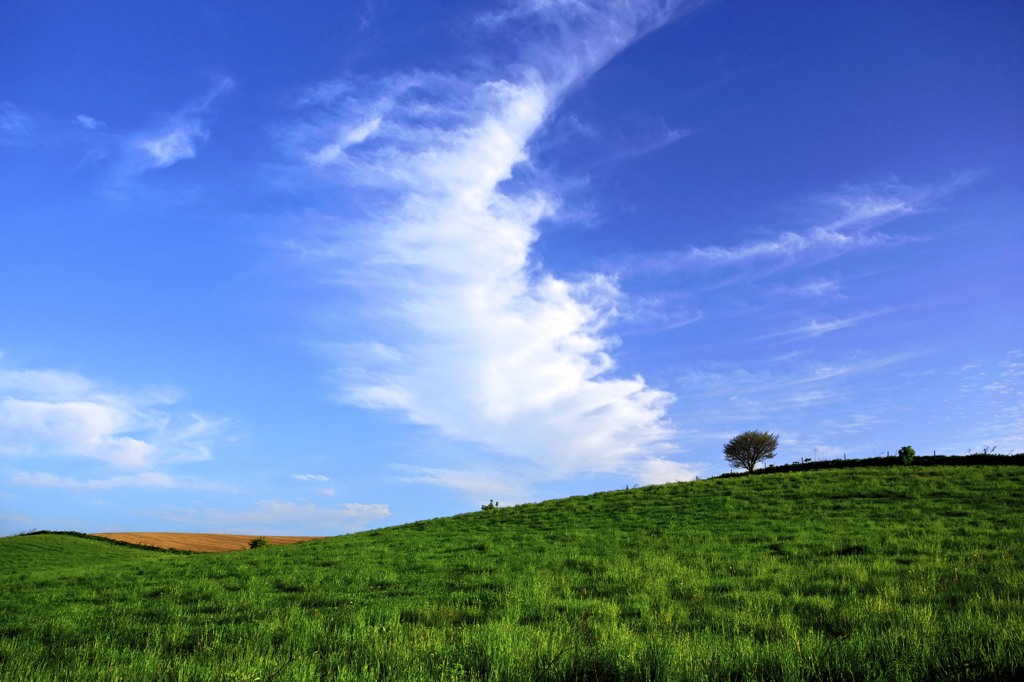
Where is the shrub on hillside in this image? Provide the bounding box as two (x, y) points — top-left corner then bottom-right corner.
(249, 536), (269, 550)
(898, 446), (916, 466)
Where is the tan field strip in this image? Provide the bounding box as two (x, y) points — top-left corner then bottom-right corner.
(94, 532), (325, 553)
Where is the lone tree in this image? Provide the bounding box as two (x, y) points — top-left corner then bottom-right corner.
(723, 430), (779, 472)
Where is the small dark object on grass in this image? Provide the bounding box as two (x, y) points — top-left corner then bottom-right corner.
(249, 536), (269, 550)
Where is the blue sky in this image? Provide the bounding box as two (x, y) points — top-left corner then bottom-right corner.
(1, 0), (1021, 536)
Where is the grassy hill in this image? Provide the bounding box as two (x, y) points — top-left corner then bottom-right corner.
(1, 465), (1023, 680)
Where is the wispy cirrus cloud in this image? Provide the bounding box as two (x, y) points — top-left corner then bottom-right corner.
(103, 76), (234, 189)
(791, 317), (864, 338)
(676, 351), (921, 415)
(626, 179), (965, 273)
(288, 1), (704, 494)
(0, 360), (225, 473)
(775, 277), (843, 298)
(778, 309), (892, 339)
(670, 351), (927, 463)
(394, 463), (534, 503)
(12, 471), (175, 490)
(950, 350), (1024, 454)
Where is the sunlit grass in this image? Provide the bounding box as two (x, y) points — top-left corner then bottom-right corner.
(1, 465), (1022, 680)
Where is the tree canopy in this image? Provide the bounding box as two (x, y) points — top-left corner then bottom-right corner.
(724, 430), (779, 472)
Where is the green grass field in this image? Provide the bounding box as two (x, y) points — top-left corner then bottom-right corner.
(2, 465), (1023, 680)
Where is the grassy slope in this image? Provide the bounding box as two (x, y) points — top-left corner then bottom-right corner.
(1, 465), (1022, 681)
(0, 531), (174, 572)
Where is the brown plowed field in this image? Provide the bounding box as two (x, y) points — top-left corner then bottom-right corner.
(93, 532), (325, 553)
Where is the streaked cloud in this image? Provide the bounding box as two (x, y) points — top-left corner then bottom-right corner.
(793, 317), (862, 338)
(292, 473), (330, 482)
(0, 369), (96, 400)
(775, 277), (842, 298)
(670, 352), (928, 464)
(676, 352), (920, 413)
(780, 309), (891, 339)
(292, 473), (339, 495)
(539, 111), (693, 172)
(616, 291), (703, 334)
(290, 1), (700, 491)
(949, 350), (1024, 454)
(626, 180), (963, 274)
(74, 114), (101, 130)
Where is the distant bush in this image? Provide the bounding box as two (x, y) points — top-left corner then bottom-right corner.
(249, 536), (269, 550)
(481, 500), (500, 511)
(898, 446), (916, 466)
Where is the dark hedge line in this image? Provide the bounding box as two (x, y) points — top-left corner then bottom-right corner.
(717, 453), (1024, 478)
(18, 529), (193, 554)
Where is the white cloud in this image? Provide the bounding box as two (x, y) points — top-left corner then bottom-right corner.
(667, 354), (943, 468)
(632, 457), (701, 485)
(291, 2), (699, 490)
(671, 227), (892, 268)
(0, 361), (224, 471)
(0, 102), (31, 144)
(616, 291), (703, 334)
(394, 463), (533, 503)
(948, 350), (1024, 454)
(12, 471), (175, 490)
(158, 500), (391, 534)
(135, 120), (207, 168)
(476, 0), (695, 61)
(0, 397), (155, 467)
(780, 309), (891, 339)
(627, 180), (962, 274)
(675, 352), (921, 420)
(794, 318), (860, 337)
(74, 114), (101, 130)
(292, 473), (330, 482)
(0, 514), (35, 534)
(107, 76), (234, 185)
(0, 369), (96, 400)
(776, 277), (842, 298)
(306, 115), (383, 166)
